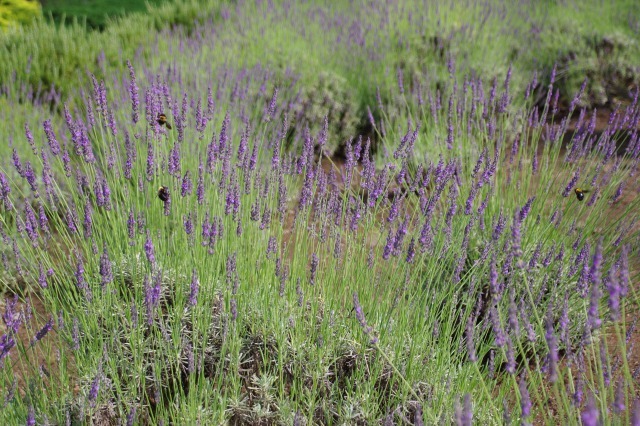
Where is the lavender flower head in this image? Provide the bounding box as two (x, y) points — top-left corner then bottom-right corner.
(127, 60), (139, 124)
(75, 257), (92, 302)
(43, 119), (60, 156)
(466, 315), (477, 362)
(31, 316), (54, 346)
(144, 273), (162, 325)
(353, 292), (377, 344)
(181, 171), (193, 197)
(454, 394), (473, 426)
(264, 87), (278, 122)
(99, 244), (113, 287)
(126, 407), (137, 426)
(519, 378), (532, 419)
(581, 396), (599, 426)
(613, 379), (626, 414)
(144, 232), (156, 266)
(88, 366), (102, 407)
(562, 169), (580, 197)
(545, 310), (558, 383)
(310, 253), (318, 285)
(27, 406), (35, 426)
(188, 268), (199, 307)
(631, 399), (640, 426)
(587, 239), (603, 330)
(230, 298), (238, 321)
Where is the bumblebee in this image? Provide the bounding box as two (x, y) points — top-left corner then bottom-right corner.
(157, 113), (172, 129)
(158, 186), (170, 202)
(574, 187), (590, 201)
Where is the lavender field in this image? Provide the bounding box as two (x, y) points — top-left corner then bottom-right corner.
(1, 0), (640, 424)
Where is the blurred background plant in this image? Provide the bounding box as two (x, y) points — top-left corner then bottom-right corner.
(0, 0), (41, 30)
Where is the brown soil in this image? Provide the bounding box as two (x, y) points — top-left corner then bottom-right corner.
(0, 295), (78, 403)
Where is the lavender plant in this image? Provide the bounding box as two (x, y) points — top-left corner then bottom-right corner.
(0, 1), (639, 425)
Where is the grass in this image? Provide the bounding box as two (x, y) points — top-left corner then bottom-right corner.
(0, 0), (639, 425)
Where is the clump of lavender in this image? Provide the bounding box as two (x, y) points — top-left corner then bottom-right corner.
(0, 14), (639, 425)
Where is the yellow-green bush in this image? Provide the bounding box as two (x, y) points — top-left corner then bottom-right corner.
(0, 0), (41, 30)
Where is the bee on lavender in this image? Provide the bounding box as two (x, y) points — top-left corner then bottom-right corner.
(574, 187), (590, 201)
(158, 186), (170, 202)
(157, 113), (172, 129)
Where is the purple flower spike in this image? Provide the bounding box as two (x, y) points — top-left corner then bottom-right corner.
(406, 238), (416, 263)
(0, 172), (11, 207)
(144, 232), (156, 266)
(397, 67), (404, 94)
(99, 244), (113, 287)
(454, 394), (472, 426)
(414, 404), (424, 426)
(188, 268), (199, 307)
(183, 213), (194, 236)
(144, 273), (161, 325)
(562, 169), (580, 197)
(265, 87), (278, 122)
(23, 161), (38, 194)
(146, 142), (155, 181)
(31, 316), (53, 346)
(23, 203), (39, 245)
(88, 366), (102, 407)
(0, 334), (16, 363)
(581, 396), (599, 426)
(82, 198), (93, 238)
(519, 196), (536, 222)
(519, 378), (531, 419)
(226, 252), (239, 294)
(75, 257), (92, 302)
(127, 61), (139, 124)
(309, 253), (318, 285)
(631, 399), (640, 425)
(382, 229), (394, 260)
(38, 264), (48, 288)
(72, 318), (80, 350)
(197, 162), (205, 204)
(506, 338), (516, 374)
(43, 119), (60, 156)
(613, 379), (625, 414)
(27, 406), (35, 426)
(126, 407), (137, 426)
(127, 210), (136, 240)
(168, 144), (181, 177)
(230, 298), (237, 321)
(353, 292), (377, 344)
(545, 310), (558, 383)
(588, 239), (603, 330)
(466, 315), (477, 362)
(181, 171), (193, 197)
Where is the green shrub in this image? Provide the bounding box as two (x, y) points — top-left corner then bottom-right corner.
(0, 0), (222, 104)
(0, 0), (41, 30)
